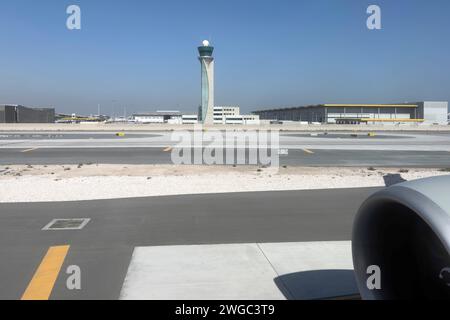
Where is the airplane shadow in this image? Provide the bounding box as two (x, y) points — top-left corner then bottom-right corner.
(383, 173), (407, 187)
(274, 269), (359, 300)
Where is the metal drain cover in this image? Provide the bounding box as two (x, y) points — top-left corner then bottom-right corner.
(42, 218), (91, 231)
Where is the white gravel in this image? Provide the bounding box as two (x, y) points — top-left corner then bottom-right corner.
(0, 165), (448, 203)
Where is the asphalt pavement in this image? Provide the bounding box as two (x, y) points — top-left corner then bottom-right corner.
(0, 129), (446, 299)
(0, 187), (378, 299)
(0, 147), (449, 167)
(1, 131), (450, 167)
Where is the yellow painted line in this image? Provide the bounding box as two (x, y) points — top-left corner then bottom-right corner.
(360, 118), (424, 122)
(21, 245), (70, 300)
(324, 104), (418, 108)
(21, 147), (38, 153)
(163, 147), (173, 152)
(303, 148), (314, 155)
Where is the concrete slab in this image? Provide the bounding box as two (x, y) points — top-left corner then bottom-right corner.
(259, 241), (357, 299)
(120, 241), (357, 300)
(120, 243), (285, 300)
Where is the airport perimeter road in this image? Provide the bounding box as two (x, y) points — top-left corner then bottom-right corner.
(0, 187), (377, 300)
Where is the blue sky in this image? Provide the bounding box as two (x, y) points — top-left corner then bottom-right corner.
(0, 0), (449, 115)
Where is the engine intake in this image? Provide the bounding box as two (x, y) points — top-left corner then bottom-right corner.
(352, 176), (450, 300)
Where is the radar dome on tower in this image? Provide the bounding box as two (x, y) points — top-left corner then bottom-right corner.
(202, 40), (210, 47)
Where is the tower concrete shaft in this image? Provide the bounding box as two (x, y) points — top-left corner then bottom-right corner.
(198, 42), (215, 125)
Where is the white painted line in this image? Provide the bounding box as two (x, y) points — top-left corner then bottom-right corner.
(120, 241), (356, 300)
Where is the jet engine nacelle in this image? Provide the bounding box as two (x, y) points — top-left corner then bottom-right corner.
(352, 176), (450, 299)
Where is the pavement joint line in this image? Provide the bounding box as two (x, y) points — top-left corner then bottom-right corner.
(255, 243), (295, 300)
(21, 245), (70, 300)
(21, 147), (38, 153)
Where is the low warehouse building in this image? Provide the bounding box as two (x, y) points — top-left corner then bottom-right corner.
(0, 105), (16, 123)
(0, 104), (55, 123)
(253, 101), (448, 125)
(132, 111), (182, 124)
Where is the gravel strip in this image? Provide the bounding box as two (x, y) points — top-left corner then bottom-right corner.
(0, 165), (448, 203)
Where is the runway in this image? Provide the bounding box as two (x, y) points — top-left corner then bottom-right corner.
(0, 187), (377, 300)
(1, 131), (450, 167)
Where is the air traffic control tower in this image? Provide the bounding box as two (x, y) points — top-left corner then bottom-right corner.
(198, 40), (215, 124)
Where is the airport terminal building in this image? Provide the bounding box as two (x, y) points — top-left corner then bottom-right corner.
(253, 101), (449, 125)
(0, 104), (55, 123)
(213, 106), (260, 125)
(131, 107), (259, 125)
